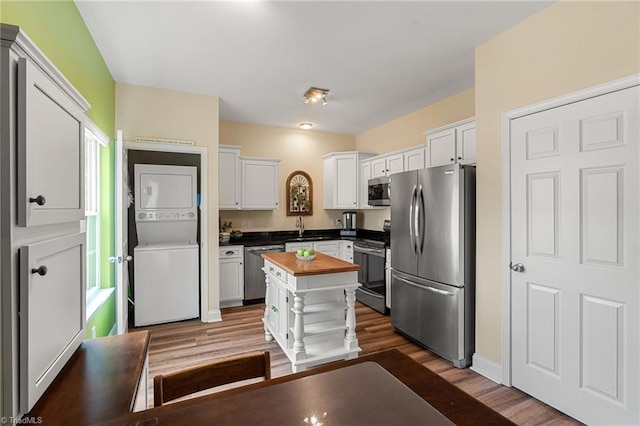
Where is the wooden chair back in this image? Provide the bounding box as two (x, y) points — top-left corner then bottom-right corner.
(153, 350), (271, 406)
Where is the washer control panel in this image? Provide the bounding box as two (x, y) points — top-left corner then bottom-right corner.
(137, 210), (197, 221)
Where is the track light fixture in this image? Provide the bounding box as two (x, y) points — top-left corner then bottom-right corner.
(303, 87), (329, 106)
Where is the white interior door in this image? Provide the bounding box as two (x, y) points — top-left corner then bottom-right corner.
(114, 130), (130, 334)
(510, 86), (639, 425)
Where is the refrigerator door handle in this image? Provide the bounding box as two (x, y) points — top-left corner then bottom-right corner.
(409, 184), (418, 256)
(416, 184), (425, 255)
(395, 276), (455, 296)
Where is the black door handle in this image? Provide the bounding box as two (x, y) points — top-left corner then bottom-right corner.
(31, 265), (48, 276)
(29, 195), (46, 206)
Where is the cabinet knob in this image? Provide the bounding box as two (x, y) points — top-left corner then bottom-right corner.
(450, 158), (455, 162)
(29, 195), (46, 206)
(458, 156), (462, 160)
(31, 265), (48, 276)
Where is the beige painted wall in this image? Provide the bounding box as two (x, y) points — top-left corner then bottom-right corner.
(219, 121), (355, 232)
(475, 1), (640, 364)
(115, 83), (221, 318)
(355, 89), (476, 230)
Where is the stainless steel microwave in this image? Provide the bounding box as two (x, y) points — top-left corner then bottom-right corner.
(368, 176), (391, 206)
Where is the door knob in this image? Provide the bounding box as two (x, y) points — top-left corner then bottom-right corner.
(29, 195), (46, 206)
(31, 265), (48, 276)
(510, 262), (525, 273)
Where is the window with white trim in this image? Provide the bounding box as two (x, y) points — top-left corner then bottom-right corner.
(84, 121), (108, 308)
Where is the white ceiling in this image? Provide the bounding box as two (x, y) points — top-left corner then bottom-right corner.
(76, 1), (553, 135)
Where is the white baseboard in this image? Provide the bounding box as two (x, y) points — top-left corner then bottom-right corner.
(203, 309), (222, 323)
(471, 353), (503, 384)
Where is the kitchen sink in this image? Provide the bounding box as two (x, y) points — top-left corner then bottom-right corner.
(286, 236), (334, 242)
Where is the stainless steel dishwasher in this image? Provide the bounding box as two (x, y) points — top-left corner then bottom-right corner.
(244, 245), (285, 302)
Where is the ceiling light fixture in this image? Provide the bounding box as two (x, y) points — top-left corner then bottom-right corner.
(299, 122), (314, 130)
(303, 87), (329, 106)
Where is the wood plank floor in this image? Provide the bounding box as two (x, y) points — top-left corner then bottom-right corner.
(133, 302), (581, 425)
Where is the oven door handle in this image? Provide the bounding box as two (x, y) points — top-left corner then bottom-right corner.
(357, 286), (384, 299)
(353, 246), (384, 256)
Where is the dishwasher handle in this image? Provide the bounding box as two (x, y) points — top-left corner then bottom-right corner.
(246, 245), (285, 253)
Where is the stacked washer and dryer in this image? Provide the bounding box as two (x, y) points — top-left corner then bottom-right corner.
(133, 164), (200, 327)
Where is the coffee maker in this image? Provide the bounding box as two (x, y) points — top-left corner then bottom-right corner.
(340, 211), (357, 237)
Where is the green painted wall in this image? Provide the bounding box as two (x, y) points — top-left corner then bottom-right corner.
(86, 292), (116, 338)
(2, 1), (117, 337)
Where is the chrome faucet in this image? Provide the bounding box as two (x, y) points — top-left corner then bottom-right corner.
(295, 215), (304, 237)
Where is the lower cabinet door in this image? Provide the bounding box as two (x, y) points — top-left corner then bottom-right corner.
(20, 233), (86, 412)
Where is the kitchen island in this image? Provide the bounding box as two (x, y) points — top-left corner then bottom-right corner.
(261, 251), (361, 372)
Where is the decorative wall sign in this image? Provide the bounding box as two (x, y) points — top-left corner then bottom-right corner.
(286, 170), (312, 216)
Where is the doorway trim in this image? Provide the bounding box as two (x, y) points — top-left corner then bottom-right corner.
(500, 73), (640, 386)
(124, 141), (213, 324)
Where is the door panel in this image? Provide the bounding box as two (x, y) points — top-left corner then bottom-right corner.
(511, 85), (639, 425)
(20, 233), (85, 412)
(417, 165), (460, 286)
(18, 58), (85, 227)
(389, 171), (417, 276)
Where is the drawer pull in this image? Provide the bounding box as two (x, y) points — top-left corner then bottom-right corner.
(29, 195), (46, 206)
(269, 267), (274, 272)
(31, 265), (48, 276)
(225, 250), (235, 255)
(276, 272), (281, 277)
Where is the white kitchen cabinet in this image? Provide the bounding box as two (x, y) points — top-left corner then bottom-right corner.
(403, 147), (426, 171)
(455, 120), (477, 164)
(313, 240), (340, 258)
(240, 157), (280, 209)
(1, 24), (90, 415)
(285, 240), (340, 258)
(218, 145), (241, 209)
(219, 245), (244, 307)
(424, 118), (476, 167)
(323, 152), (374, 210)
(370, 153), (403, 178)
(359, 161), (372, 209)
(339, 240), (354, 263)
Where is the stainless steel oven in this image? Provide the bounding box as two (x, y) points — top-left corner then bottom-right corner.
(353, 239), (387, 314)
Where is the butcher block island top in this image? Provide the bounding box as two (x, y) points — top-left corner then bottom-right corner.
(261, 251), (360, 276)
(261, 252), (361, 372)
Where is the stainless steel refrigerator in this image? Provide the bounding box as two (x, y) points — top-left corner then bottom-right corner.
(390, 164), (475, 368)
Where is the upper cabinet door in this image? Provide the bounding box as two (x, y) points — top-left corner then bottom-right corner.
(241, 158), (280, 209)
(218, 146), (241, 209)
(455, 121), (477, 164)
(17, 58), (85, 227)
(386, 153), (404, 175)
(426, 127), (456, 167)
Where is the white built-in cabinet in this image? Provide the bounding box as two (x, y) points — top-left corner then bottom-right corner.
(241, 157), (280, 209)
(370, 153), (404, 178)
(424, 118), (476, 167)
(285, 240), (340, 258)
(218, 146), (281, 210)
(339, 240), (354, 263)
(323, 152), (374, 209)
(404, 147), (427, 171)
(218, 145), (241, 209)
(219, 245), (244, 307)
(1, 24), (89, 415)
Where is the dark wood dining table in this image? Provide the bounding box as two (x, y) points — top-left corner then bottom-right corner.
(93, 349), (515, 426)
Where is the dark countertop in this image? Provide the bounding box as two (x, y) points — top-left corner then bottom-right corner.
(220, 228), (389, 247)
